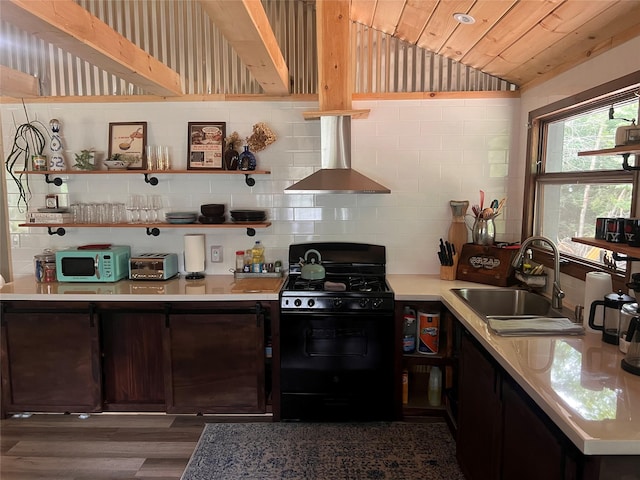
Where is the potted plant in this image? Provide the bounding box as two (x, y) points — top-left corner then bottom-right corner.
(103, 153), (135, 170)
(73, 149), (96, 170)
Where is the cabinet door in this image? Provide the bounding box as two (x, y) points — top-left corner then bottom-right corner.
(100, 311), (165, 409)
(1, 307), (101, 413)
(501, 378), (572, 480)
(164, 307), (265, 413)
(456, 331), (501, 480)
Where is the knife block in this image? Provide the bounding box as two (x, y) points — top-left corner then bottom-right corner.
(456, 243), (517, 286)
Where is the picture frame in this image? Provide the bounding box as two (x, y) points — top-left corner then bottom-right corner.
(108, 122), (147, 169)
(187, 122), (226, 170)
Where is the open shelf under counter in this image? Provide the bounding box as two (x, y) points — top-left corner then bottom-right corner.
(571, 237), (640, 256)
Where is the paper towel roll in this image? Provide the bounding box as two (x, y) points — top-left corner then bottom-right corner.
(584, 271), (612, 333)
(184, 234), (206, 277)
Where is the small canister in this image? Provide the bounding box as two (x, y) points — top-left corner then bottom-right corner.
(34, 250), (56, 283)
(417, 310), (440, 354)
(235, 250), (245, 272)
(31, 154), (47, 171)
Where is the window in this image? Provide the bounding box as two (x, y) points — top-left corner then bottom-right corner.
(525, 74), (640, 280)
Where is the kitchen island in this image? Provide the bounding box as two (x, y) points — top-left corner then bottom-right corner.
(2, 274), (638, 463)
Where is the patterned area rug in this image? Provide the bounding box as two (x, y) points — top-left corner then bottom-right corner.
(181, 422), (465, 480)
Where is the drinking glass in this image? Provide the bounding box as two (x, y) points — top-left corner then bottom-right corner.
(145, 145), (157, 170)
(126, 195), (141, 223)
(150, 195), (163, 222)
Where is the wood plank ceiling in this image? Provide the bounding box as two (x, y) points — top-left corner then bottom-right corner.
(1, 0), (639, 98)
(351, 0), (640, 88)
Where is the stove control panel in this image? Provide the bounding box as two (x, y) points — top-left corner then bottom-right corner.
(281, 295), (393, 311)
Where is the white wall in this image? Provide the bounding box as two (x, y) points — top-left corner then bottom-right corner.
(517, 37), (640, 309)
(2, 97), (520, 277)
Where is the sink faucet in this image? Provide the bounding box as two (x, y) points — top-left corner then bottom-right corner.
(511, 235), (565, 310)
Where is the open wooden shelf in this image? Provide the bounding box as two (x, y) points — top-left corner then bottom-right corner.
(577, 145), (640, 156)
(19, 221), (271, 237)
(17, 169), (271, 175)
(572, 237), (640, 256)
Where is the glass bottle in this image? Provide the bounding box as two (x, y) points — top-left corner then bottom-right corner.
(235, 250), (245, 272)
(428, 366), (442, 407)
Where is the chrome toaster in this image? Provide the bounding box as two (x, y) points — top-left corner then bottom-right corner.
(129, 253), (179, 280)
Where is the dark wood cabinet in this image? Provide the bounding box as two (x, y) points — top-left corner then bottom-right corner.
(501, 377), (571, 480)
(456, 331), (501, 480)
(163, 302), (266, 414)
(456, 327), (580, 480)
(0, 302), (101, 415)
(100, 307), (165, 410)
(1, 300), (273, 418)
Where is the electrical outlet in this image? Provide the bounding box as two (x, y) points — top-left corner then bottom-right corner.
(11, 234), (20, 248)
(211, 246), (223, 263)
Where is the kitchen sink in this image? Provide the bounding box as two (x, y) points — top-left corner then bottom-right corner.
(451, 288), (564, 320)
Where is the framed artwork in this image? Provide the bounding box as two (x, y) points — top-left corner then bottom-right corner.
(108, 122), (147, 169)
(187, 122), (226, 170)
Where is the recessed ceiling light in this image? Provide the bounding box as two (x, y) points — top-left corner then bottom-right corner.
(453, 13), (475, 25)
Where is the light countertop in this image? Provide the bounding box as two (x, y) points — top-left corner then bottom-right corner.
(388, 275), (640, 457)
(2, 274), (639, 456)
(0, 275), (285, 301)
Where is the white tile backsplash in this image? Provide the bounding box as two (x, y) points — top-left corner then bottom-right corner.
(2, 97), (519, 277)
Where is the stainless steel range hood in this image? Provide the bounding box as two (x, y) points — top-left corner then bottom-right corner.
(285, 116), (391, 194)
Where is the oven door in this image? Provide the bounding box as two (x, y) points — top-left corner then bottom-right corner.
(279, 310), (394, 421)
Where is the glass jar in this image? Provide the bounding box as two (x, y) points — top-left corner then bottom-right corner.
(34, 250), (56, 283)
(235, 250), (245, 272)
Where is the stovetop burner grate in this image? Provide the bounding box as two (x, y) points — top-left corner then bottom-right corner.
(286, 275), (388, 293)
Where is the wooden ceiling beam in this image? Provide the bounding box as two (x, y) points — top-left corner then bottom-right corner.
(198, 0), (289, 95)
(0, 65), (39, 97)
(1, 0), (183, 97)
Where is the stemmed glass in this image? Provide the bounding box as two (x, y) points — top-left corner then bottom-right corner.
(139, 195), (153, 223)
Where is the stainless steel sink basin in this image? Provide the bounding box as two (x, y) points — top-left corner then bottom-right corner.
(451, 288), (564, 320)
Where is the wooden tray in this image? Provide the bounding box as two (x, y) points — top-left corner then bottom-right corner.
(231, 277), (285, 293)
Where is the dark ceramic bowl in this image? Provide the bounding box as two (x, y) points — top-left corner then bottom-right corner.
(200, 204), (225, 216)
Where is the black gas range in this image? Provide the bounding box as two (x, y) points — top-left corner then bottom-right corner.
(279, 242), (396, 422)
(280, 242), (394, 312)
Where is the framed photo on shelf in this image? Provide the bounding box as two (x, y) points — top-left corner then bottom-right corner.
(108, 122), (147, 169)
(187, 122), (226, 170)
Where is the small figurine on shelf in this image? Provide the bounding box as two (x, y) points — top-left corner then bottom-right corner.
(48, 119), (66, 171)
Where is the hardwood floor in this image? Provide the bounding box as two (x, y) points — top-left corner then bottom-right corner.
(0, 413), (272, 480)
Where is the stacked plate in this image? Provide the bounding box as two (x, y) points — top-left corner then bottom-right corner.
(200, 204), (225, 224)
(165, 211), (198, 224)
(230, 209), (266, 223)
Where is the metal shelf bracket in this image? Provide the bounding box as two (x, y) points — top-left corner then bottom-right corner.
(144, 173), (159, 185)
(47, 226), (65, 236)
(146, 227), (160, 236)
(44, 174), (63, 186)
(244, 174), (255, 187)
(612, 251), (640, 262)
(246, 228), (256, 237)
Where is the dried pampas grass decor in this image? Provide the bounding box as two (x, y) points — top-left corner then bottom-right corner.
(246, 122), (276, 152)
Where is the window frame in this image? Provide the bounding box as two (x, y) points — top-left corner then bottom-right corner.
(523, 71), (640, 289)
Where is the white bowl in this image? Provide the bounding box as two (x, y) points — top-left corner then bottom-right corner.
(104, 160), (128, 170)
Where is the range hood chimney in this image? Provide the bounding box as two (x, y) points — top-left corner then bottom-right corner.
(285, 115), (391, 194)
(285, 0), (390, 195)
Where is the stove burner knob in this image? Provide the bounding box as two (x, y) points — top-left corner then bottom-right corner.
(373, 298), (384, 309)
(359, 298), (370, 308)
(333, 298), (343, 309)
(294, 299), (302, 307)
(307, 299), (315, 308)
